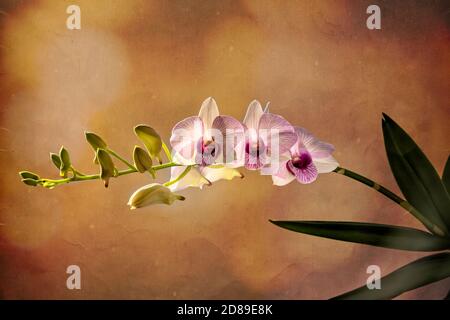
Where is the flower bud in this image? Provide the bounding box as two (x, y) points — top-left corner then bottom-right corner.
(134, 125), (162, 163)
(97, 148), (115, 187)
(85, 131), (107, 149)
(127, 183), (185, 209)
(133, 146), (154, 176)
(59, 146), (71, 177)
(19, 171), (39, 180)
(21, 178), (39, 186)
(50, 153), (61, 170)
(42, 181), (56, 189)
(85, 131), (108, 164)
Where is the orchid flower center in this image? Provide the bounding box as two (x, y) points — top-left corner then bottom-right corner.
(196, 139), (219, 166)
(290, 151), (312, 170)
(203, 140), (216, 157)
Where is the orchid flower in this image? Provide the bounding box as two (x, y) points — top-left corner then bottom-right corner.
(243, 100), (298, 170)
(270, 127), (339, 185)
(168, 97), (245, 191)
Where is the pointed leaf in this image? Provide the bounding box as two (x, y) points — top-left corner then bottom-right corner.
(97, 148), (115, 187)
(382, 113), (450, 233)
(332, 252), (450, 300)
(59, 146), (71, 177)
(270, 220), (450, 251)
(443, 155), (450, 195)
(134, 125), (162, 161)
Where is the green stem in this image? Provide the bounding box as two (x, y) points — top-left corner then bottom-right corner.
(162, 142), (173, 162)
(39, 162), (181, 187)
(106, 149), (137, 171)
(333, 167), (446, 236)
(164, 166), (192, 187)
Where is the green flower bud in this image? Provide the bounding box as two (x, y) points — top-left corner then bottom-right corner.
(19, 171), (39, 180)
(97, 148), (115, 187)
(133, 146), (154, 174)
(50, 153), (61, 170)
(127, 183), (185, 209)
(21, 178), (39, 186)
(85, 131), (107, 150)
(59, 146), (71, 177)
(134, 125), (162, 163)
(85, 132), (108, 164)
(42, 181), (56, 189)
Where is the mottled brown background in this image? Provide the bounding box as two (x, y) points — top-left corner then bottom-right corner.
(0, 0), (449, 299)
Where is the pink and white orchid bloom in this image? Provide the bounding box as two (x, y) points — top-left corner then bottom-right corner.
(270, 127), (339, 185)
(169, 97), (245, 191)
(243, 100), (298, 170)
(170, 97), (245, 166)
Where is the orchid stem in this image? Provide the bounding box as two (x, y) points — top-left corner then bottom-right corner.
(164, 166), (192, 187)
(38, 162), (181, 187)
(333, 167), (446, 236)
(106, 149), (137, 171)
(162, 142), (173, 162)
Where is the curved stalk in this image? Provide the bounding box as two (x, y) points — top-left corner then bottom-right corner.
(333, 167), (446, 236)
(164, 166), (192, 187)
(161, 142), (173, 162)
(106, 149), (137, 171)
(39, 162), (181, 187)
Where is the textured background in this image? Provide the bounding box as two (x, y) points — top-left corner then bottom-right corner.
(0, 0), (449, 299)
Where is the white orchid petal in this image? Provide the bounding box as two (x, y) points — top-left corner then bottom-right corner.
(243, 100), (264, 130)
(271, 162), (296, 186)
(313, 156), (339, 173)
(200, 166), (243, 183)
(170, 116), (203, 164)
(169, 166), (210, 192)
(295, 126), (335, 158)
(198, 97), (219, 133)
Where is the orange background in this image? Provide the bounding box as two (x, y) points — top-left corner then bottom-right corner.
(0, 0), (449, 299)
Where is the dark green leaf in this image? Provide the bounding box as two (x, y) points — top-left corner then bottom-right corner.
(443, 155), (450, 195)
(382, 113), (450, 233)
(50, 153), (61, 169)
(332, 252), (450, 300)
(59, 146), (71, 177)
(97, 149), (115, 187)
(134, 125), (162, 162)
(270, 220), (450, 251)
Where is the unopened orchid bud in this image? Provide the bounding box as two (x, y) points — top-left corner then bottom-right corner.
(97, 148), (115, 187)
(127, 183), (185, 209)
(19, 171), (40, 180)
(50, 153), (61, 170)
(21, 178), (39, 186)
(133, 146), (155, 177)
(85, 131), (108, 164)
(134, 125), (162, 163)
(59, 146), (71, 177)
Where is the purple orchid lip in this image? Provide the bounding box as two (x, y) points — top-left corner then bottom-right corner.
(196, 139), (220, 166)
(290, 151), (313, 171)
(244, 139), (267, 170)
